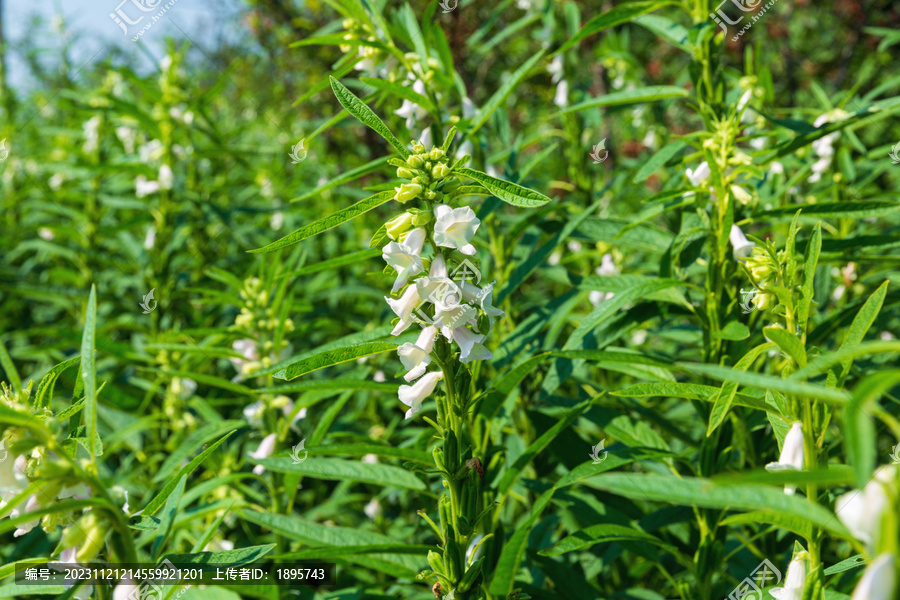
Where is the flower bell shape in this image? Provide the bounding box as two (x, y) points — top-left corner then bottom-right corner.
(385, 212), (415, 241)
(451, 326), (492, 364)
(250, 433), (277, 475)
(386, 284), (421, 336)
(685, 161), (711, 187)
(433, 205), (480, 256)
(394, 182), (424, 204)
(850, 553), (896, 600)
(383, 227), (426, 293)
(770, 556), (806, 600)
(729, 225), (755, 259)
(416, 254), (461, 305)
(398, 371), (444, 418)
(765, 422), (805, 495)
(434, 299), (477, 332)
(398, 326), (437, 382)
(835, 465), (896, 553)
(11, 494), (41, 537)
(460, 281), (505, 330)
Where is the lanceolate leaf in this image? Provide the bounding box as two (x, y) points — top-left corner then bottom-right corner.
(844, 370), (900, 487)
(707, 343), (775, 436)
(329, 76), (410, 159)
(557, 1), (674, 53)
(163, 544), (276, 566)
(33, 356), (80, 409)
(799, 222), (822, 334)
(249, 456), (427, 491)
(456, 167), (552, 208)
(275, 341), (400, 380)
(80, 285), (100, 458)
(556, 85), (689, 116)
(250, 191), (395, 253)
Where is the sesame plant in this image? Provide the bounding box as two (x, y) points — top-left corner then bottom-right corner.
(1, 1), (900, 600)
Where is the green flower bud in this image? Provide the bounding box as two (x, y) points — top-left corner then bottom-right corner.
(385, 212), (415, 240)
(397, 167), (416, 180)
(394, 183), (423, 204)
(429, 148), (443, 161)
(432, 163), (451, 179)
(407, 155), (424, 168)
(412, 142), (426, 154)
(75, 512), (109, 562)
(730, 185), (752, 205)
(412, 176), (429, 186)
(412, 209), (433, 226)
(427, 550), (445, 575)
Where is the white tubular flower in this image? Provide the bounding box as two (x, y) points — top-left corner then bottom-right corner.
(433, 205), (480, 256)
(737, 88), (753, 112)
(434, 299), (477, 332)
(765, 422), (805, 495)
(460, 281), (504, 330)
(158, 164), (173, 190)
(553, 80), (569, 108)
(386, 284), (421, 336)
(729, 225), (755, 259)
(135, 175), (160, 198)
(0, 450), (26, 502)
(771, 556), (806, 600)
(450, 326), (491, 364)
(835, 465), (895, 553)
(250, 433), (277, 475)
(547, 55), (564, 83)
(113, 579), (139, 600)
(598, 253), (618, 276)
(398, 326), (437, 382)
(685, 161), (711, 187)
(395, 80), (429, 129)
(416, 254), (460, 305)
(850, 553), (896, 600)
(11, 494), (41, 537)
(383, 227), (426, 292)
(398, 371), (443, 419)
(230, 338), (260, 374)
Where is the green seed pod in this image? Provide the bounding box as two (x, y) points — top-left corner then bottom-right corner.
(458, 556), (485, 592)
(444, 530), (462, 584)
(444, 430), (458, 473)
(433, 445), (445, 471)
(465, 479), (477, 519)
(427, 550), (445, 575)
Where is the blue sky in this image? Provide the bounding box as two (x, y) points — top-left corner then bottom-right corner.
(6, 0), (244, 87)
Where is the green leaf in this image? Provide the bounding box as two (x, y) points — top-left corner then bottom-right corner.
(632, 141), (688, 183)
(279, 249), (380, 279)
(274, 341), (399, 381)
(555, 85), (689, 116)
(290, 157), (385, 203)
(538, 523), (667, 556)
(360, 77), (436, 111)
(127, 515), (162, 530)
(585, 473), (851, 537)
(273, 544), (432, 560)
(142, 430), (235, 517)
(80, 285), (100, 458)
(844, 371), (900, 487)
(33, 356), (80, 409)
(257, 379), (398, 394)
(799, 222), (822, 334)
(456, 167), (552, 208)
(163, 543), (276, 566)
(468, 49), (546, 135)
(759, 201), (900, 219)
(720, 511), (812, 540)
(250, 191), (395, 254)
(613, 382), (777, 413)
(707, 343), (775, 436)
(155, 420), (246, 483)
(557, 1), (673, 53)
(0, 339), (22, 394)
(488, 488), (556, 595)
(632, 14), (690, 51)
(829, 281), (888, 388)
(677, 363), (848, 404)
(302, 443), (432, 466)
(248, 456), (426, 491)
(152, 475), (186, 560)
(494, 396), (596, 497)
(240, 510), (420, 576)
(763, 327), (807, 367)
(714, 321), (750, 341)
(329, 76), (410, 158)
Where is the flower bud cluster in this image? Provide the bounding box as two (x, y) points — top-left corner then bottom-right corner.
(231, 277), (294, 379)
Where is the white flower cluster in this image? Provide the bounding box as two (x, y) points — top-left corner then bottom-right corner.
(808, 109), (849, 183)
(381, 143), (504, 418)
